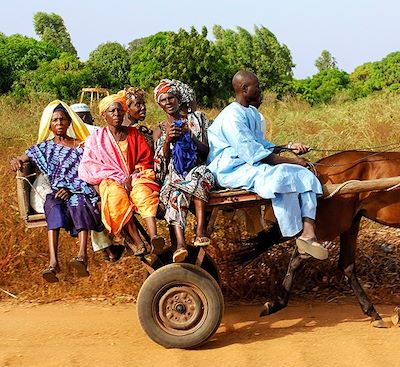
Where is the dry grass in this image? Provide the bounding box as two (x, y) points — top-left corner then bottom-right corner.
(1, 93), (400, 304)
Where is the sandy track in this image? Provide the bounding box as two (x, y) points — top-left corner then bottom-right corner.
(1, 300), (399, 367)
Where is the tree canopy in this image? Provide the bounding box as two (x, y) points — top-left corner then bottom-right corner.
(33, 12), (77, 56)
(315, 50), (337, 72)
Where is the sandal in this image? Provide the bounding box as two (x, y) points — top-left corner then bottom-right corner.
(173, 247), (188, 263)
(109, 244), (125, 262)
(296, 238), (328, 260)
(193, 236), (211, 247)
(150, 235), (165, 255)
(70, 257), (89, 277)
(42, 265), (59, 283)
(121, 229), (148, 257)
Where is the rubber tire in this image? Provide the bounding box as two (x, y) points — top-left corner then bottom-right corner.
(137, 263), (224, 349)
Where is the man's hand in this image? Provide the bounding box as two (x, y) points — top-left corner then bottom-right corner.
(290, 142), (311, 155)
(54, 188), (71, 201)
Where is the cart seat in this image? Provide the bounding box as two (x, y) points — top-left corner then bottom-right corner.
(16, 162), (47, 228)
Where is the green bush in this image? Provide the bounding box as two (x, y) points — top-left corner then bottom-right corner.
(293, 69), (350, 104)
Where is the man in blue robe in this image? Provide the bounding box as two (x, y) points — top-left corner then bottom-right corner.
(207, 71), (328, 260)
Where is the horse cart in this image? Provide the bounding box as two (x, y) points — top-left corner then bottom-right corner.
(15, 152), (400, 349)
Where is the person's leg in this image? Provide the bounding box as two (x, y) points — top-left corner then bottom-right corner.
(296, 192), (328, 260)
(42, 229), (60, 282)
(77, 230), (88, 262)
(143, 217), (165, 255)
(70, 230), (90, 277)
(172, 224), (188, 262)
(122, 218), (148, 256)
(47, 229), (60, 269)
(193, 198), (210, 246)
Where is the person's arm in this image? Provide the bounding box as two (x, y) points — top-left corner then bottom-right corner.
(262, 152), (309, 167)
(273, 142), (311, 155)
(10, 154), (30, 171)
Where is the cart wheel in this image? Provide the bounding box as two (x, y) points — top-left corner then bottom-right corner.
(137, 263), (224, 349)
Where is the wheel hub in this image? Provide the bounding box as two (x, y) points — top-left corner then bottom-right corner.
(158, 286), (204, 330)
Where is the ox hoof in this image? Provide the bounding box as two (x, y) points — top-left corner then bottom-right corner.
(259, 303), (272, 317)
(371, 319), (389, 328)
(391, 306), (400, 326)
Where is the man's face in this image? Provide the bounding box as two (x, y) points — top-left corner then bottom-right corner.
(245, 76), (262, 105)
(128, 96), (146, 122)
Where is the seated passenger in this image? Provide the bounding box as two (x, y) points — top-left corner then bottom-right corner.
(10, 100), (104, 282)
(207, 71), (328, 260)
(153, 80), (215, 263)
(78, 92), (164, 256)
(122, 87), (154, 148)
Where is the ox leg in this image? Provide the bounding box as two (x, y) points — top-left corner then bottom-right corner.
(339, 221), (383, 325)
(260, 246), (307, 317)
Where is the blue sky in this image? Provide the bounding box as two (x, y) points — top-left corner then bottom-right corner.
(1, 0), (398, 78)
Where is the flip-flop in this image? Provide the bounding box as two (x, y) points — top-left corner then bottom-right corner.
(70, 257), (89, 277)
(42, 266), (59, 283)
(151, 235), (165, 255)
(109, 245), (125, 262)
(296, 238), (328, 260)
(194, 236), (211, 247)
(173, 248), (188, 263)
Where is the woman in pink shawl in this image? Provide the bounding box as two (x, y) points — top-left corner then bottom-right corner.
(78, 92), (164, 256)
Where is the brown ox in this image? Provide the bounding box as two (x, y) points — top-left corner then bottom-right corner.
(240, 150), (400, 326)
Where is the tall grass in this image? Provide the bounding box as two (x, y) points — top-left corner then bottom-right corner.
(1, 92), (400, 303)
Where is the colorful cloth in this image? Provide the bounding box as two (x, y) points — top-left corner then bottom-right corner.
(36, 100), (89, 144)
(154, 79), (181, 103)
(154, 114), (214, 229)
(78, 126), (159, 234)
(172, 120), (197, 177)
(207, 101), (323, 237)
(26, 140), (103, 236)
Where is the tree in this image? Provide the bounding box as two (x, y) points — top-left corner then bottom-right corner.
(0, 34), (60, 93)
(14, 53), (93, 101)
(213, 25), (294, 96)
(315, 50), (337, 72)
(33, 12), (77, 56)
(88, 42), (130, 91)
(129, 28), (227, 105)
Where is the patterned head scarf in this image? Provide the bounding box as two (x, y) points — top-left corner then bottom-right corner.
(153, 79), (181, 104)
(98, 90), (128, 115)
(125, 87), (145, 107)
(37, 100), (89, 143)
(172, 79), (196, 106)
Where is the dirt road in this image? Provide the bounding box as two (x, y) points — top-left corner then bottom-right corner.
(1, 300), (399, 367)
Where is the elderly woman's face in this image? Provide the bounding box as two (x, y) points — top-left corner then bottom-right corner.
(50, 111), (70, 136)
(158, 93), (179, 115)
(128, 96), (146, 122)
(104, 102), (125, 127)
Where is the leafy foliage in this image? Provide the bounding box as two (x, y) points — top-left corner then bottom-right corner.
(13, 53), (93, 102)
(349, 52), (400, 98)
(0, 34), (60, 93)
(129, 28), (227, 106)
(293, 69), (350, 104)
(33, 12), (77, 56)
(88, 42), (130, 91)
(213, 25), (294, 96)
(315, 50), (338, 72)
